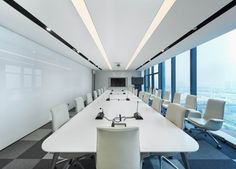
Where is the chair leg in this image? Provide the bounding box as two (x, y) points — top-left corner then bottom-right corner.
(206, 131), (222, 149)
(51, 153), (59, 169)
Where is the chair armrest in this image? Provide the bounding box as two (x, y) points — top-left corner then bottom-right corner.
(163, 100), (170, 104)
(188, 111), (202, 118)
(205, 118), (224, 131)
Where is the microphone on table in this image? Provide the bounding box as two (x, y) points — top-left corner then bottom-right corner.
(133, 101), (143, 120)
(95, 108), (104, 120)
(106, 93), (110, 101)
(126, 92), (130, 101)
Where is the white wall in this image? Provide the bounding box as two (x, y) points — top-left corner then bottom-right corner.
(0, 26), (92, 150)
(95, 70), (141, 90)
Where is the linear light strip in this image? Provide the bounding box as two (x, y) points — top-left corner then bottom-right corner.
(126, 0), (176, 70)
(71, 0), (112, 70)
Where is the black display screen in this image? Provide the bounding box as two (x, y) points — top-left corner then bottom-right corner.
(131, 77), (143, 85)
(110, 78), (126, 87)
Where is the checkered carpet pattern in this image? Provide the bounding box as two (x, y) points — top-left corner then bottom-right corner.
(0, 116), (236, 169)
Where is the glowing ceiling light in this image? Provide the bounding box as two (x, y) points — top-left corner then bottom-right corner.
(126, 0), (176, 70)
(71, 0), (112, 70)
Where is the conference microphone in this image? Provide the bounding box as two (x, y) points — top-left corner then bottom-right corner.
(126, 92), (130, 101)
(95, 108), (104, 120)
(133, 101), (143, 120)
(106, 93), (110, 101)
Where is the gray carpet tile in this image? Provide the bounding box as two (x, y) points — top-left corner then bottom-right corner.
(2, 159), (40, 169)
(185, 140), (229, 160)
(42, 153), (63, 160)
(18, 134), (50, 159)
(32, 159), (51, 169)
(189, 159), (236, 169)
(0, 141), (36, 159)
(22, 129), (51, 141)
(0, 159), (13, 168)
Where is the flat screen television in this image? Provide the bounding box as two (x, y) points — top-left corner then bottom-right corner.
(131, 77), (144, 85)
(110, 78), (126, 87)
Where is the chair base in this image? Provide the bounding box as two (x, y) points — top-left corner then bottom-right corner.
(189, 128), (222, 149)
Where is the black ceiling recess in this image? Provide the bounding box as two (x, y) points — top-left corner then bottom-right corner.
(3, 0), (102, 70)
(136, 0), (236, 70)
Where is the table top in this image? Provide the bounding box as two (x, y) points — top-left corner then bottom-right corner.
(42, 90), (199, 153)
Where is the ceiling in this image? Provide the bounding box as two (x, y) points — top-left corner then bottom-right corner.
(0, 0), (235, 70)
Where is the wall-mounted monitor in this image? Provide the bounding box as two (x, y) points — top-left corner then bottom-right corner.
(131, 77), (143, 85)
(110, 78), (126, 87)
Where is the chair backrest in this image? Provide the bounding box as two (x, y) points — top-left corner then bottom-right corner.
(50, 104), (70, 132)
(149, 87), (153, 94)
(153, 89), (157, 96)
(101, 88), (104, 94)
(156, 89), (162, 97)
(138, 91), (144, 100)
(203, 99), (225, 120)
(96, 127), (140, 169)
(75, 97), (85, 113)
(185, 95), (197, 109)
(143, 92), (151, 104)
(98, 89), (102, 96)
(166, 103), (187, 129)
(86, 93), (93, 105)
(173, 92), (181, 104)
(134, 89), (138, 96)
(151, 96), (162, 113)
(93, 90), (98, 99)
(163, 91), (170, 100)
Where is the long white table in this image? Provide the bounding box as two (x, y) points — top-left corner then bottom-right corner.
(42, 90), (199, 169)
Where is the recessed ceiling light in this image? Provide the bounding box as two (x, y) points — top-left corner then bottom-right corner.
(71, 0), (112, 70)
(46, 27), (52, 32)
(126, 0), (176, 70)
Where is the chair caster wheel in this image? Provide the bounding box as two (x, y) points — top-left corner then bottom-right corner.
(217, 144), (222, 149)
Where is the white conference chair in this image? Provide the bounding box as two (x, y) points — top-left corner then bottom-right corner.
(188, 99), (225, 149)
(139, 91), (144, 100)
(98, 89), (102, 96)
(151, 96), (162, 113)
(50, 104), (86, 169)
(93, 90), (98, 99)
(101, 88), (104, 94)
(184, 95), (197, 117)
(163, 91), (170, 101)
(86, 93), (93, 105)
(156, 89), (162, 98)
(134, 89), (138, 96)
(162, 103), (187, 169)
(143, 92), (151, 104)
(96, 127), (141, 169)
(162, 92), (181, 109)
(75, 97), (85, 113)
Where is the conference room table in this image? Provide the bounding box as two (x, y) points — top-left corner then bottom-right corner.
(42, 90), (199, 169)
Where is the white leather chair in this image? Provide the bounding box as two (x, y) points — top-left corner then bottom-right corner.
(101, 88), (104, 94)
(151, 96), (162, 113)
(184, 95), (197, 117)
(188, 99), (226, 149)
(96, 127), (141, 169)
(156, 89), (162, 98)
(134, 89), (138, 96)
(143, 92), (151, 104)
(162, 92), (181, 109)
(98, 89), (102, 96)
(166, 103), (188, 129)
(93, 90), (98, 99)
(75, 97), (85, 113)
(151, 103), (187, 169)
(86, 93), (93, 105)
(51, 104), (70, 132)
(50, 104), (86, 169)
(163, 91), (170, 101)
(138, 91), (144, 100)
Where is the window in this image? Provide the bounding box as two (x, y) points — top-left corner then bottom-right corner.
(165, 59), (171, 93)
(197, 29), (236, 138)
(176, 51), (190, 104)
